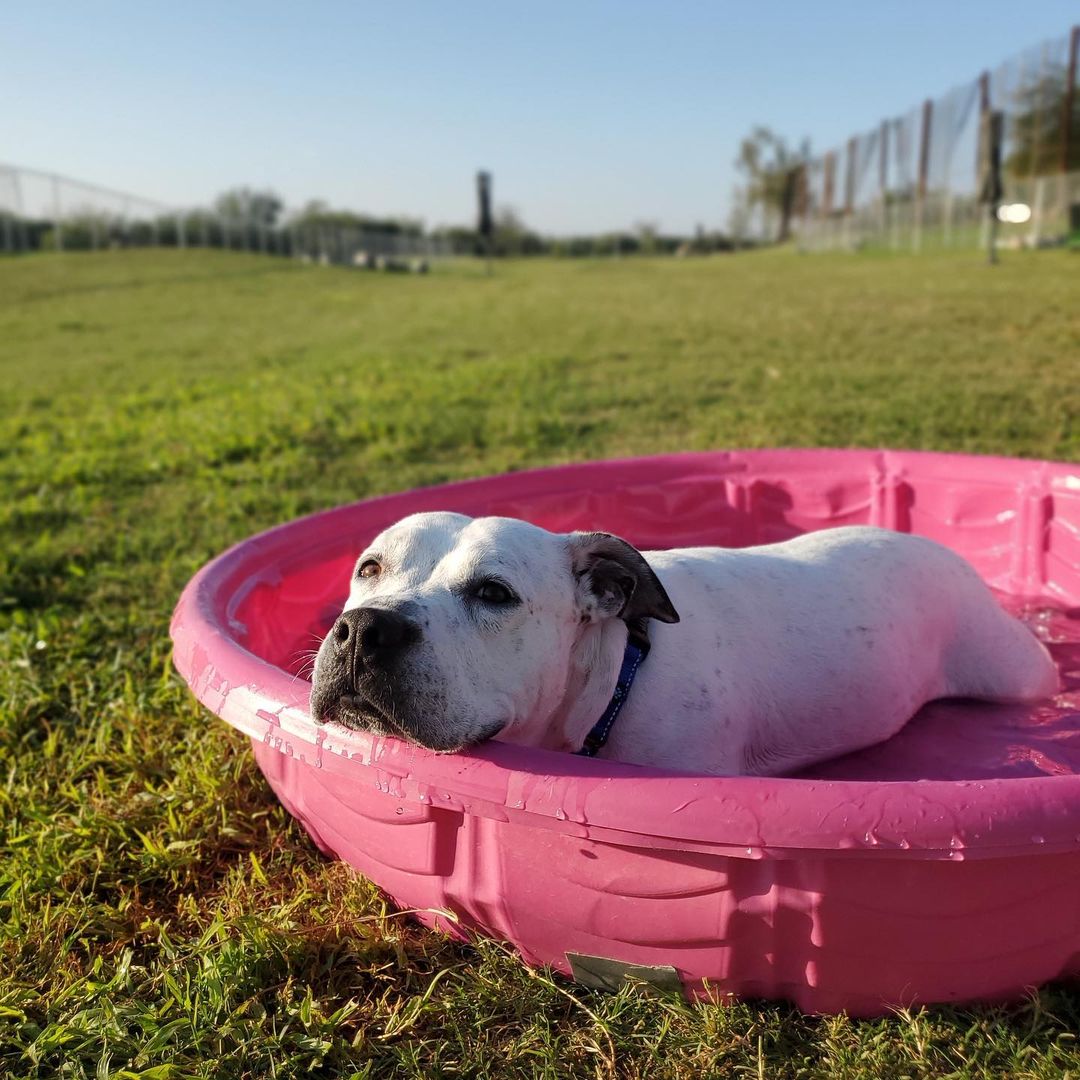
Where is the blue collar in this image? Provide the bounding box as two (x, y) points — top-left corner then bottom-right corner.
(575, 626), (651, 758)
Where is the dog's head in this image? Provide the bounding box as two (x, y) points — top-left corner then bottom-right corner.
(309, 512), (679, 752)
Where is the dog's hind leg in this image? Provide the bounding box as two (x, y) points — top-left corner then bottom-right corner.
(944, 595), (1058, 703)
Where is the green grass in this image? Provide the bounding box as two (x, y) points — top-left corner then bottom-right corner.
(1, 247), (1078, 1079)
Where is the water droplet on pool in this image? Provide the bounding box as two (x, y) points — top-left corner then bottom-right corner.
(554, 808), (566, 821)
(1032, 835), (1045, 844)
(395, 807), (404, 815)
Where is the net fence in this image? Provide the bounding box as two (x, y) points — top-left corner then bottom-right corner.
(0, 164), (457, 264)
(797, 25), (1080, 252)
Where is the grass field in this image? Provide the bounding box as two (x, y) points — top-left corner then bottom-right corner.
(1, 248), (1079, 1079)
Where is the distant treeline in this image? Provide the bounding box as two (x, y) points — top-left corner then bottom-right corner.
(1, 186), (746, 257)
(430, 225), (743, 257)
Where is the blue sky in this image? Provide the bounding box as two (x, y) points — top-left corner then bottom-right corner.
(2, 2), (1076, 234)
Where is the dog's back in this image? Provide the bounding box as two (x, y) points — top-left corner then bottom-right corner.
(619, 527), (1058, 774)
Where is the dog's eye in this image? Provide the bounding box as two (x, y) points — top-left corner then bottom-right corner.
(358, 559), (382, 579)
(473, 580), (515, 605)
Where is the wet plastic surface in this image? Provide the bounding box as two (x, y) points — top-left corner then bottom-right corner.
(171, 449), (1080, 1014)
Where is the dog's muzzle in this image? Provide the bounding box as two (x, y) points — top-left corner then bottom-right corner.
(310, 606), (422, 727)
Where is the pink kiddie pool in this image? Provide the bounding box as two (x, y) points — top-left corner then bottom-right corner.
(171, 449), (1080, 1016)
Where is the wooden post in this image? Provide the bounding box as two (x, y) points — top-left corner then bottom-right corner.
(820, 152), (836, 250)
(845, 136), (857, 215)
(914, 98), (933, 251)
(1062, 25), (1079, 174)
(979, 110), (1004, 265)
(878, 119), (889, 240)
(977, 72), (991, 254)
(1027, 40), (1051, 189)
(477, 170), (494, 274)
(841, 137), (854, 248)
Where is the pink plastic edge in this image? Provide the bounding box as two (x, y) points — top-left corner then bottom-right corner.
(170, 448), (1080, 862)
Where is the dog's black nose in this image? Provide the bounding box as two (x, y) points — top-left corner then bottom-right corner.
(332, 607), (420, 665)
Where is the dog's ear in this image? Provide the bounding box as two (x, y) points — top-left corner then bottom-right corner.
(568, 532), (680, 625)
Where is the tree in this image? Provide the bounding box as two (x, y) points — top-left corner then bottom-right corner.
(289, 199), (423, 236)
(734, 127), (810, 243)
(634, 220), (660, 255)
(1004, 64), (1080, 178)
(493, 206), (543, 256)
(213, 187), (283, 228)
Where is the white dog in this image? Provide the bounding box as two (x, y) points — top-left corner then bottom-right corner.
(309, 513), (1057, 775)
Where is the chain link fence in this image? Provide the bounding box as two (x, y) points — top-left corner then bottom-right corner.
(0, 164), (457, 265)
(795, 25), (1079, 252)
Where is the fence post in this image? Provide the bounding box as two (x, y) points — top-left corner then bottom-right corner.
(843, 136), (856, 249)
(914, 98), (933, 252)
(976, 72), (991, 252)
(1026, 39), (1050, 248)
(877, 120), (889, 242)
(1031, 175), (1045, 247)
(1059, 25), (1080, 228)
(1061, 26), (1079, 174)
